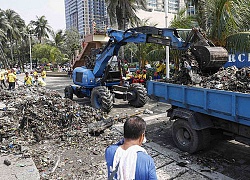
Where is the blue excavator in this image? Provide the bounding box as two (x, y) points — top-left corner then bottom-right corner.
(64, 26), (228, 112)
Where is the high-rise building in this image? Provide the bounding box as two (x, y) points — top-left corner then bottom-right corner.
(64, 0), (108, 37)
(139, 0), (186, 27)
(146, 0), (186, 14)
(64, 0), (193, 37)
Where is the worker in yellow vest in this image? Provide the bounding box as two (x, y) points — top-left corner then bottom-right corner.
(0, 71), (7, 89)
(7, 69), (16, 90)
(41, 68), (46, 81)
(35, 75), (46, 87)
(33, 70), (38, 78)
(24, 72), (33, 86)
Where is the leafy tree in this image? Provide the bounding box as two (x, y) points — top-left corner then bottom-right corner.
(50, 46), (63, 65)
(32, 44), (52, 61)
(64, 28), (80, 60)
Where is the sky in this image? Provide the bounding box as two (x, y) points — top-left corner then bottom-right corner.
(1, 0), (66, 31)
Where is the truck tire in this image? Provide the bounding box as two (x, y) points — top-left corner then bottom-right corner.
(128, 83), (148, 107)
(91, 86), (113, 113)
(172, 119), (204, 153)
(64, 86), (73, 100)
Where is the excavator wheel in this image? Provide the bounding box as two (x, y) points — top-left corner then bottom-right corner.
(91, 86), (113, 113)
(64, 86), (73, 100)
(128, 83), (148, 107)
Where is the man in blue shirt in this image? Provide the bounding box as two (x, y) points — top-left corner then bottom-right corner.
(105, 116), (157, 180)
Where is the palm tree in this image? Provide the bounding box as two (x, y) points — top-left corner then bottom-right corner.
(192, 0), (250, 49)
(30, 16), (52, 43)
(50, 30), (66, 50)
(170, 8), (197, 29)
(4, 9), (25, 64)
(105, 0), (147, 30)
(191, 0), (207, 31)
(0, 9), (10, 67)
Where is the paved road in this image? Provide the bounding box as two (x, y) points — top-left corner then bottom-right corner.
(20, 73), (250, 180)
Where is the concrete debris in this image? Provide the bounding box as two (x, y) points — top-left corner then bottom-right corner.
(170, 66), (250, 93)
(143, 109), (154, 114)
(3, 159), (11, 166)
(0, 86), (123, 179)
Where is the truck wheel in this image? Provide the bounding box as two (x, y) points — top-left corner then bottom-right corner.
(64, 86), (73, 100)
(172, 119), (204, 153)
(91, 86), (113, 113)
(128, 83), (148, 107)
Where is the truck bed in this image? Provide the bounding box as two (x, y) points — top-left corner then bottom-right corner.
(147, 80), (250, 126)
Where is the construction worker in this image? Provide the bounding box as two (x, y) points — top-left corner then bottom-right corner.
(7, 69), (16, 90)
(156, 60), (166, 77)
(41, 68), (46, 81)
(142, 69), (147, 80)
(33, 69), (38, 78)
(35, 75), (46, 87)
(134, 70), (142, 79)
(32, 70), (38, 84)
(0, 70), (7, 89)
(24, 72), (33, 86)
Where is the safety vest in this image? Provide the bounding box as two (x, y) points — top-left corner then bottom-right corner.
(37, 78), (46, 86)
(41, 70), (46, 78)
(33, 71), (38, 77)
(24, 76), (33, 85)
(7, 73), (16, 83)
(0, 72), (4, 80)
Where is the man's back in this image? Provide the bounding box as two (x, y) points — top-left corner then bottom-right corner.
(105, 144), (157, 180)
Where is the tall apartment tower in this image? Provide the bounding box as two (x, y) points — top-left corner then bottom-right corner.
(64, 0), (193, 37)
(64, 0), (108, 37)
(146, 0), (186, 14)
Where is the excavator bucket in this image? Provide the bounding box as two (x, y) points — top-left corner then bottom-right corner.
(191, 46), (228, 73)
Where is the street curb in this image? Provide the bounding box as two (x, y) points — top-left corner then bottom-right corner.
(0, 154), (40, 180)
(46, 72), (68, 77)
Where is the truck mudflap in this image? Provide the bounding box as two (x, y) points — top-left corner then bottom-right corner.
(169, 108), (214, 131)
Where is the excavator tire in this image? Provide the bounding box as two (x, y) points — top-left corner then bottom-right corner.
(128, 83), (148, 107)
(64, 86), (73, 100)
(91, 86), (113, 113)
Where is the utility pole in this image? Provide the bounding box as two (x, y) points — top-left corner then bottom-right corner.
(28, 32), (33, 71)
(164, 0), (170, 78)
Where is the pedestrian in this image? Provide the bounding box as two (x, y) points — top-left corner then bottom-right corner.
(24, 72), (33, 86)
(105, 116), (157, 180)
(0, 70), (7, 89)
(7, 69), (16, 90)
(41, 68), (46, 81)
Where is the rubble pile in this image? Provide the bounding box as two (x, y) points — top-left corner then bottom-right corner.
(171, 66), (250, 93)
(200, 66), (250, 93)
(0, 86), (121, 179)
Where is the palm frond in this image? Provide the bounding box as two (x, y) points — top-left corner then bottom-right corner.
(226, 32), (250, 53)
